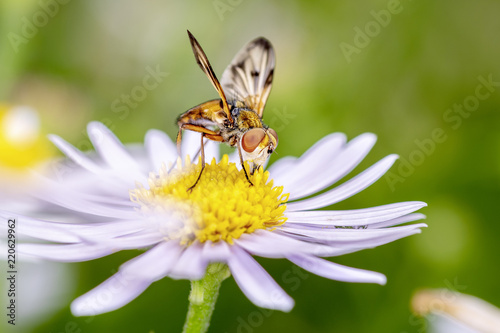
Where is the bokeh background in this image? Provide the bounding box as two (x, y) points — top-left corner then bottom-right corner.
(1, 0), (500, 332)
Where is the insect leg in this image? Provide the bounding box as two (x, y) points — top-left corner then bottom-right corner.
(187, 134), (225, 191)
(179, 123), (220, 136)
(176, 128), (183, 157)
(205, 133), (224, 141)
(188, 133), (206, 192)
(190, 139), (204, 164)
(174, 124), (223, 191)
(187, 133), (225, 164)
(177, 123), (220, 160)
(237, 141), (254, 187)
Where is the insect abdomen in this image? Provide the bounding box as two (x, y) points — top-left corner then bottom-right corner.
(177, 99), (227, 127)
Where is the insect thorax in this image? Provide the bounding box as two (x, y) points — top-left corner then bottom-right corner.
(218, 107), (265, 147)
(231, 107), (264, 130)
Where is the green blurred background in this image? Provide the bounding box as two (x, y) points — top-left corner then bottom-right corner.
(1, 0), (500, 332)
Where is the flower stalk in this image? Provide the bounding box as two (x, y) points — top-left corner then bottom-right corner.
(182, 263), (231, 333)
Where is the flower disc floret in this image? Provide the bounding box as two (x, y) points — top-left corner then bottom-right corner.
(130, 154), (288, 245)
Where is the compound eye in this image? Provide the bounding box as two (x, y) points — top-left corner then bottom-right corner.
(242, 128), (266, 153)
(268, 128), (279, 147)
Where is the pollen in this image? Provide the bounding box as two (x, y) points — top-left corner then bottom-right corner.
(130, 155), (289, 245)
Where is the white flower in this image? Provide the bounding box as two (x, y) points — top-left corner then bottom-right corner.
(2, 122), (427, 316)
(0, 105), (75, 329)
(412, 289), (500, 333)
(0, 105), (52, 211)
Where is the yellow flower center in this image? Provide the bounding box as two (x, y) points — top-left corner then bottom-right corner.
(130, 155), (289, 245)
(0, 105), (52, 170)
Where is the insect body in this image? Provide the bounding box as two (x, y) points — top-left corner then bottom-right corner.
(177, 31), (278, 190)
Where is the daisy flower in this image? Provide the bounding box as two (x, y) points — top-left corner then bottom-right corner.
(0, 105), (75, 330)
(412, 289), (500, 333)
(2, 122), (426, 331)
(0, 104), (52, 171)
(0, 104), (54, 211)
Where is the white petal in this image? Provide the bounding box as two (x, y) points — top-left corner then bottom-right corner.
(367, 213), (427, 229)
(35, 163), (134, 200)
(287, 254), (386, 284)
(48, 134), (103, 174)
(271, 133), (346, 189)
(202, 240), (232, 262)
(287, 154), (398, 211)
(64, 220), (151, 241)
(243, 232), (366, 258)
(46, 136), (138, 191)
(33, 172), (138, 218)
(99, 232), (163, 248)
(181, 132), (222, 165)
(33, 185), (137, 220)
(285, 202), (427, 227)
(7, 211), (148, 243)
(204, 139), (220, 163)
(287, 133), (377, 200)
(235, 230), (346, 258)
(279, 223), (426, 248)
(19, 243), (115, 262)
(169, 241), (208, 280)
(227, 150), (241, 167)
(248, 229), (407, 258)
(228, 246), (294, 312)
(144, 129), (178, 172)
(120, 241), (183, 280)
(412, 289), (500, 332)
(80, 193), (134, 207)
(181, 130), (202, 161)
(235, 233), (294, 258)
(266, 156), (297, 176)
(87, 122), (145, 179)
(281, 222), (426, 241)
(0, 212), (78, 243)
(71, 271), (152, 316)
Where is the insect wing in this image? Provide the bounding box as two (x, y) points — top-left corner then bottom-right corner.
(220, 37), (275, 118)
(187, 30), (232, 124)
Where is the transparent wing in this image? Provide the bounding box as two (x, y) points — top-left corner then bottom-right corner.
(220, 37), (275, 117)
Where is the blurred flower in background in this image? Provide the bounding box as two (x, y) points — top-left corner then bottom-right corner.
(0, 259), (76, 333)
(0, 104), (52, 210)
(0, 104), (76, 332)
(0, 104), (50, 171)
(412, 289), (500, 333)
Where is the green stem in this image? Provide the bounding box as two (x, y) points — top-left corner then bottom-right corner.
(182, 263), (230, 333)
